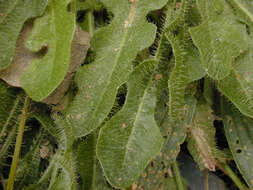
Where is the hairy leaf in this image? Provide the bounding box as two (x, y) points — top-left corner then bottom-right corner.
(0, 0), (47, 70)
(42, 26), (90, 105)
(97, 60), (164, 188)
(0, 82), (22, 163)
(167, 96), (197, 162)
(77, 134), (114, 190)
(65, 0), (167, 138)
(136, 150), (185, 190)
(15, 130), (43, 188)
(227, 0), (253, 29)
(20, 0), (75, 101)
(222, 100), (253, 189)
(166, 0), (205, 121)
(190, 0), (249, 80)
(217, 44), (253, 118)
(77, 135), (96, 190)
(168, 33), (205, 120)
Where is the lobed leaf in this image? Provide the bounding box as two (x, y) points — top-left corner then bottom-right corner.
(190, 0), (249, 80)
(65, 0), (167, 138)
(222, 100), (253, 189)
(97, 60), (164, 188)
(20, 0), (75, 101)
(0, 0), (47, 70)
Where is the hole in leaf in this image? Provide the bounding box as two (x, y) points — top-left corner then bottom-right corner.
(67, 3), (71, 12)
(82, 49), (95, 66)
(164, 172), (168, 178)
(236, 139), (240, 144)
(236, 149), (242, 154)
(246, 24), (251, 35)
(77, 10), (87, 23)
(150, 161), (154, 167)
(106, 84), (127, 119)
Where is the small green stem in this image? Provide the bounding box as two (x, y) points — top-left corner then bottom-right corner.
(6, 96), (30, 190)
(172, 161), (185, 190)
(221, 163), (249, 190)
(87, 11), (95, 37)
(71, 0), (76, 14)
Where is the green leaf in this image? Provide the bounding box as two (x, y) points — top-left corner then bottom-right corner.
(0, 82), (22, 163)
(136, 148), (187, 190)
(77, 135), (96, 190)
(65, 0), (167, 138)
(190, 0), (249, 80)
(227, 0), (253, 29)
(166, 95), (197, 162)
(20, 0), (76, 101)
(167, 32), (205, 121)
(31, 112), (60, 141)
(222, 100), (253, 189)
(0, 0), (47, 70)
(97, 60), (164, 188)
(15, 130), (43, 188)
(77, 134), (114, 190)
(165, 0), (205, 121)
(217, 44), (253, 118)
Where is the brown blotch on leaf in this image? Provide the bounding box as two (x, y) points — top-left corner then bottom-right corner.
(43, 26), (90, 105)
(122, 123), (127, 128)
(0, 21), (46, 87)
(155, 74), (163, 80)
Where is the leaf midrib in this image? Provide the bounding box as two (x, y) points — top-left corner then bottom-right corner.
(231, 0), (253, 22)
(122, 71), (154, 170)
(87, 1), (139, 133)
